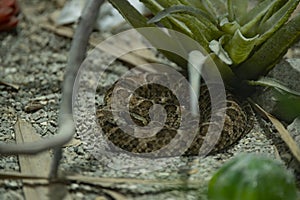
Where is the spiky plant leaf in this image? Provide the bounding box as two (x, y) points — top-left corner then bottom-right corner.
(239, 0), (277, 25)
(239, 0), (277, 36)
(108, 0), (187, 66)
(201, 0), (227, 19)
(220, 18), (240, 34)
(273, 91), (300, 122)
(185, 0), (214, 13)
(235, 13), (300, 80)
(224, 29), (259, 65)
(173, 14), (210, 50)
(108, 0), (153, 28)
(248, 77), (300, 96)
(153, 0), (184, 8)
(227, 0), (248, 22)
(141, 1), (197, 37)
(109, 0), (300, 90)
(257, 0), (300, 45)
(260, 0), (289, 24)
(249, 77), (300, 122)
(147, 5), (217, 25)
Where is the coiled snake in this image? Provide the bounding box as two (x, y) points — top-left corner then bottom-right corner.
(96, 72), (254, 157)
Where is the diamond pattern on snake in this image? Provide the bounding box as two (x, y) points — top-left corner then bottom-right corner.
(96, 73), (254, 157)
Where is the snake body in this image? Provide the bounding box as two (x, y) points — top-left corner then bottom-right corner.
(96, 73), (254, 157)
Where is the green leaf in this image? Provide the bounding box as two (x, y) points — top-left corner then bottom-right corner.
(185, 0), (213, 12)
(273, 91), (300, 122)
(147, 5), (217, 25)
(173, 14), (210, 50)
(139, 0), (189, 27)
(147, 0), (183, 8)
(259, 0), (299, 33)
(108, 0), (154, 28)
(146, 3), (224, 50)
(239, 0), (277, 37)
(138, 0), (164, 14)
(201, 0), (227, 19)
(178, 0), (191, 5)
(224, 29), (259, 65)
(234, 13), (300, 80)
(227, 0), (248, 22)
(141, 1), (199, 38)
(107, 0), (187, 66)
(249, 77), (300, 122)
(219, 18), (241, 34)
(260, 0), (289, 24)
(239, 0), (276, 26)
(248, 77), (300, 96)
(208, 154), (298, 200)
(256, 0), (300, 45)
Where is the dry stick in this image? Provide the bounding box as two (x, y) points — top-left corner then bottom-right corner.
(50, 0), (105, 177)
(248, 98), (300, 163)
(0, 0), (105, 178)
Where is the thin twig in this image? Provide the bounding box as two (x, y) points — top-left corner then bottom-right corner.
(248, 98), (300, 163)
(51, 0), (105, 177)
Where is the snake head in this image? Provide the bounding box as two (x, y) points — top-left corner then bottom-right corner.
(0, 0), (19, 31)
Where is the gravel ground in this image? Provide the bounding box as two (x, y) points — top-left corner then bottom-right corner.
(0, 1), (299, 200)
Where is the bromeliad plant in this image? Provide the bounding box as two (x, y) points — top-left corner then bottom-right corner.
(108, 0), (300, 121)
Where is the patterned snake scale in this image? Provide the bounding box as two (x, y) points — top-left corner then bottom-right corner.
(96, 72), (254, 157)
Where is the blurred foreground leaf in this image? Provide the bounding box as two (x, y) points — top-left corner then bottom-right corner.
(208, 154), (298, 200)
